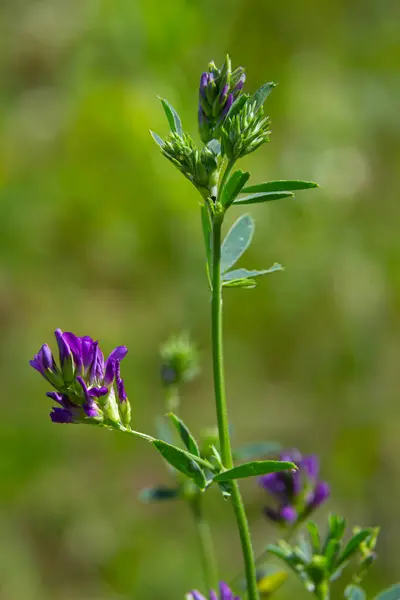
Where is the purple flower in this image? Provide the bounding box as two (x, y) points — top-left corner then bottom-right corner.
(259, 449), (329, 527)
(30, 330), (130, 426)
(29, 344), (62, 387)
(187, 582), (241, 600)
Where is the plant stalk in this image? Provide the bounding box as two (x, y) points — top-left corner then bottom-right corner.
(211, 217), (259, 600)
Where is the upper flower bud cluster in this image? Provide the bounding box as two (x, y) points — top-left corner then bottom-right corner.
(161, 132), (219, 198)
(221, 99), (271, 161)
(198, 55), (246, 143)
(259, 449), (329, 527)
(30, 329), (131, 426)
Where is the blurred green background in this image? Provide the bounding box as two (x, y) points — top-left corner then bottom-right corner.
(1, 0), (399, 598)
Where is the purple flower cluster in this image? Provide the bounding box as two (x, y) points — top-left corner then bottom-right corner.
(198, 56), (246, 143)
(30, 329), (130, 425)
(187, 582), (240, 600)
(259, 450), (329, 527)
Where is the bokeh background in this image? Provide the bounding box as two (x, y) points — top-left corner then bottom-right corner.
(1, 0), (399, 598)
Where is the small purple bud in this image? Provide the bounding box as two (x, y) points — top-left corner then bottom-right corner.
(309, 481), (330, 509)
(259, 473), (287, 498)
(221, 94), (233, 118)
(234, 74), (246, 93)
(280, 505), (297, 523)
(89, 386), (108, 398)
(83, 404), (99, 418)
(301, 455), (319, 480)
(199, 72), (209, 97)
(219, 84), (229, 104)
(219, 581), (238, 600)
(29, 344), (55, 375)
(104, 358), (116, 385)
(54, 329), (71, 365)
(189, 592), (206, 600)
(81, 336), (95, 371)
(62, 332), (83, 375)
(50, 407), (74, 423)
(89, 342), (105, 384)
(115, 360), (127, 402)
(198, 104), (208, 126)
(46, 391), (63, 404)
(104, 346), (128, 384)
(77, 376), (99, 418)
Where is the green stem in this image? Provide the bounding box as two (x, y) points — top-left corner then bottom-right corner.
(211, 218), (259, 600)
(315, 582), (330, 600)
(190, 494), (219, 592)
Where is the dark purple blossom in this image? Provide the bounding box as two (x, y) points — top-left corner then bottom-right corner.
(30, 330), (130, 426)
(259, 449), (329, 527)
(187, 582), (240, 600)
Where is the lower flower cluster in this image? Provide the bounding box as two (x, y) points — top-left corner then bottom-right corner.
(30, 329), (131, 426)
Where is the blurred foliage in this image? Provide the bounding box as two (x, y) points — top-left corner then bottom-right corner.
(0, 0), (399, 598)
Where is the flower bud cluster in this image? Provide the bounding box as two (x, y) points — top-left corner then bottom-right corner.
(161, 132), (219, 197)
(198, 55), (246, 143)
(221, 99), (271, 160)
(160, 333), (199, 387)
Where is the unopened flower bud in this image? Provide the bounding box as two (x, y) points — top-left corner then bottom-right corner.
(198, 55), (246, 143)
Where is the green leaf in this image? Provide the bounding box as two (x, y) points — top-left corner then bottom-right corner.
(222, 278), (257, 289)
(213, 460), (295, 482)
(233, 441), (281, 462)
(139, 485), (180, 503)
(252, 82), (276, 112)
(153, 440), (207, 490)
(220, 170), (250, 208)
(150, 130), (164, 147)
(168, 412), (200, 457)
(325, 539), (341, 571)
(307, 521), (321, 553)
(375, 585), (400, 600)
(159, 98), (182, 135)
(328, 514), (347, 542)
(222, 264), (283, 281)
(220, 214), (254, 273)
(243, 180), (318, 194)
(234, 191), (294, 205)
(345, 585), (366, 600)
(338, 529), (372, 566)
